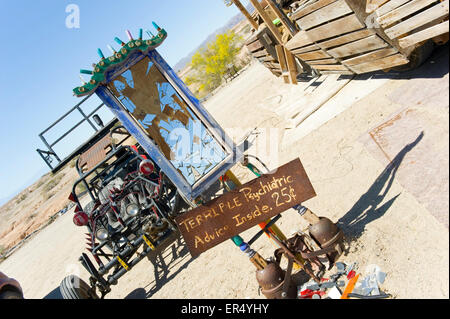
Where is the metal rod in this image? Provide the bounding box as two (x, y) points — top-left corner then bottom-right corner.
(36, 149), (55, 170)
(39, 93), (94, 136)
(76, 105), (98, 132)
(248, 215), (282, 246)
(39, 135), (61, 162)
(50, 118), (88, 147)
(269, 234), (320, 283)
(50, 101), (104, 147)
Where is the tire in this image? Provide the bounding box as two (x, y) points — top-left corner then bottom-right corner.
(59, 275), (97, 299)
(393, 40), (435, 72)
(0, 288), (23, 299)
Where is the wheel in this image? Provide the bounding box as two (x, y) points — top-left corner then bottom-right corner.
(393, 40), (435, 72)
(0, 288), (23, 299)
(59, 275), (98, 299)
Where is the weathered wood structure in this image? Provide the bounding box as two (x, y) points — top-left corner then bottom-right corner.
(230, 0), (449, 83)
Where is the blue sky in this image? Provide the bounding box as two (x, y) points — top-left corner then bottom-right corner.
(0, 0), (246, 204)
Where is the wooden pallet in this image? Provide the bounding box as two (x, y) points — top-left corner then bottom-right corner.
(246, 26), (299, 82)
(246, 27), (281, 76)
(245, 0), (448, 79)
(287, 0), (415, 74)
(374, 0), (449, 48)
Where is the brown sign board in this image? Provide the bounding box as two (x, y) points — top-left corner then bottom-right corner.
(174, 158), (316, 258)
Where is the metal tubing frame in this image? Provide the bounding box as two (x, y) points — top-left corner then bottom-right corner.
(37, 93), (110, 170)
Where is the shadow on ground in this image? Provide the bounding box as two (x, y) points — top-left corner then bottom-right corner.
(42, 234), (195, 300)
(124, 233), (195, 299)
(337, 132), (424, 241)
(347, 43), (449, 82)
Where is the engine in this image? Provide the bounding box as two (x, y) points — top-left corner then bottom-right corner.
(85, 160), (172, 255)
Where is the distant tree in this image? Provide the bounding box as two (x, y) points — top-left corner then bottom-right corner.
(185, 31), (243, 97)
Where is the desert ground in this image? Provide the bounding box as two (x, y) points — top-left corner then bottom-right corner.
(0, 44), (448, 300)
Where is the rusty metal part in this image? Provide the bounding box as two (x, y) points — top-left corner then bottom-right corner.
(270, 233), (320, 283)
(309, 218), (340, 245)
(143, 218), (169, 240)
(308, 217), (344, 264)
(286, 234), (326, 272)
(255, 261), (297, 299)
(78, 135), (112, 173)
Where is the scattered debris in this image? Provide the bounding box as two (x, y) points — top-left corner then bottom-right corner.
(297, 262), (390, 299)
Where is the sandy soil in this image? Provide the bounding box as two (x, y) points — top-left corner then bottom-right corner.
(0, 163), (79, 256)
(0, 45), (448, 300)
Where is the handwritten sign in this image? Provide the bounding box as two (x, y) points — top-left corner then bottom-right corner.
(174, 158), (316, 257)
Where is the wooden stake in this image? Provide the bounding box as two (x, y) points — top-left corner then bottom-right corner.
(232, 0), (259, 30)
(249, 0), (284, 44)
(275, 44), (290, 83)
(283, 46), (298, 85)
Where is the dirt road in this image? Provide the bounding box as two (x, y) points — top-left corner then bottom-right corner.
(1, 45), (448, 299)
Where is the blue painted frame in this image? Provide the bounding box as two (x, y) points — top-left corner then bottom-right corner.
(95, 49), (242, 203)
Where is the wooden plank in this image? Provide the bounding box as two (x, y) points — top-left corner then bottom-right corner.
(377, 0), (439, 28)
(271, 70), (282, 76)
(308, 58), (339, 64)
(319, 29), (375, 49)
(232, 0), (259, 30)
(398, 20), (450, 47)
(264, 62), (281, 68)
(292, 0), (337, 20)
(384, 0), (449, 39)
(252, 49), (269, 58)
(313, 64), (349, 70)
(285, 30), (314, 50)
(297, 49), (331, 60)
(275, 45), (290, 83)
(245, 32), (260, 46)
(247, 39), (265, 52)
(259, 55), (276, 62)
(319, 70), (355, 75)
(349, 53), (409, 73)
(376, 0), (413, 16)
(297, 0), (353, 30)
(366, 0), (390, 13)
(249, 0), (284, 44)
(291, 43), (321, 54)
(328, 34), (389, 58)
(342, 47), (398, 65)
(306, 14), (365, 42)
(284, 46), (299, 84)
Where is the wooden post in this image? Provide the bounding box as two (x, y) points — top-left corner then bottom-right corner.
(275, 44), (290, 83)
(249, 0), (284, 44)
(231, 0), (259, 30)
(284, 46), (298, 85)
(265, 0), (297, 38)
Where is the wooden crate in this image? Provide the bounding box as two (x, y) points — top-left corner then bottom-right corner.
(286, 0), (420, 74)
(247, 0), (448, 78)
(376, 0), (449, 48)
(245, 27), (281, 77)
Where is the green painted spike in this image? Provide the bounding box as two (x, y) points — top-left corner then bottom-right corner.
(74, 28), (167, 97)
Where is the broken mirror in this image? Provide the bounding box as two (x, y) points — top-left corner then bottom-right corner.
(107, 56), (228, 186)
